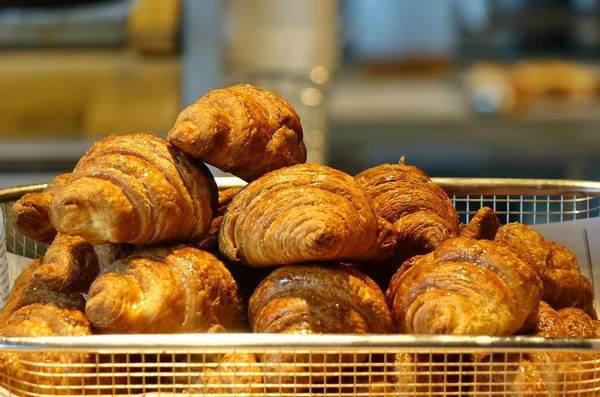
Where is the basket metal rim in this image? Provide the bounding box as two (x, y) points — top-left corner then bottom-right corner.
(0, 333), (598, 353)
(2, 177), (600, 201)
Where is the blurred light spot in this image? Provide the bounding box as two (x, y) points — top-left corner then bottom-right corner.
(310, 66), (330, 85)
(575, 19), (600, 47)
(472, 85), (502, 114)
(301, 88), (323, 106)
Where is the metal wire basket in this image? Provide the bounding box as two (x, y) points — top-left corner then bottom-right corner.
(1, 177), (600, 397)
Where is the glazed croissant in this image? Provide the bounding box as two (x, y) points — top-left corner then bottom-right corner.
(219, 164), (396, 267)
(474, 302), (600, 397)
(10, 173), (71, 245)
(0, 258), (86, 327)
(85, 245), (242, 334)
(354, 159), (461, 262)
(50, 133), (218, 245)
(495, 222), (583, 309)
(0, 302), (93, 396)
(187, 353), (262, 395)
(168, 83), (306, 182)
(31, 233), (130, 293)
(249, 264), (392, 385)
(387, 237), (543, 335)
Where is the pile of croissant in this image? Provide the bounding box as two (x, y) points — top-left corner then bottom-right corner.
(2, 83), (598, 396)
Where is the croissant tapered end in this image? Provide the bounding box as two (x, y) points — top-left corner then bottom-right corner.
(11, 192), (56, 245)
(30, 234), (105, 293)
(219, 164), (396, 267)
(86, 273), (145, 333)
(387, 238), (542, 336)
(355, 162), (460, 263)
(168, 83), (306, 182)
(51, 177), (138, 244)
(49, 133), (217, 245)
(460, 207), (500, 240)
(10, 173), (72, 245)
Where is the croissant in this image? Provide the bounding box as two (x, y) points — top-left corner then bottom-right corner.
(219, 164), (396, 267)
(495, 222), (583, 309)
(474, 302), (600, 397)
(30, 233), (131, 293)
(50, 133), (218, 245)
(0, 302), (93, 396)
(85, 245), (242, 334)
(354, 159), (461, 263)
(187, 353), (262, 395)
(0, 258), (86, 327)
(168, 83), (306, 182)
(198, 187), (241, 252)
(575, 275), (597, 319)
(249, 264), (392, 385)
(10, 173), (71, 245)
(387, 237), (543, 335)
(460, 206), (500, 240)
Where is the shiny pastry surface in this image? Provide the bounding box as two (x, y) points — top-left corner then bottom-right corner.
(0, 258), (86, 327)
(355, 160), (461, 262)
(50, 133), (218, 245)
(219, 163), (396, 267)
(11, 172), (71, 245)
(168, 83), (306, 182)
(495, 222), (583, 309)
(85, 245), (242, 334)
(387, 237), (543, 335)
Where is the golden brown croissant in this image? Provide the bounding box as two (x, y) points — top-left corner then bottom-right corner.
(187, 353), (262, 395)
(219, 164), (396, 267)
(495, 222), (583, 309)
(50, 133), (218, 245)
(387, 237), (543, 335)
(30, 234), (131, 293)
(354, 159), (461, 262)
(168, 83), (306, 182)
(474, 302), (600, 397)
(0, 258), (86, 328)
(0, 302), (93, 396)
(249, 264), (392, 385)
(10, 173), (71, 245)
(198, 187), (241, 252)
(85, 245), (242, 334)
(575, 275), (597, 319)
(460, 206), (500, 240)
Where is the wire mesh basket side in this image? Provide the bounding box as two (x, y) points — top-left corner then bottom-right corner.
(453, 193), (600, 225)
(1, 347), (600, 397)
(0, 200), (47, 260)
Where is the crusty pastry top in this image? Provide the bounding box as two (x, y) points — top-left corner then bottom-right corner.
(495, 222), (583, 309)
(387, 237), (543, 335)
(355, 161), (461, 262)
(50, 133), (218, 245)
(219, 163), (396, 267)
(168, 83), (306, 182)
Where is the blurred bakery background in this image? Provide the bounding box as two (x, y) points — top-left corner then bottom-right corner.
(2, 0), (600, 188)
